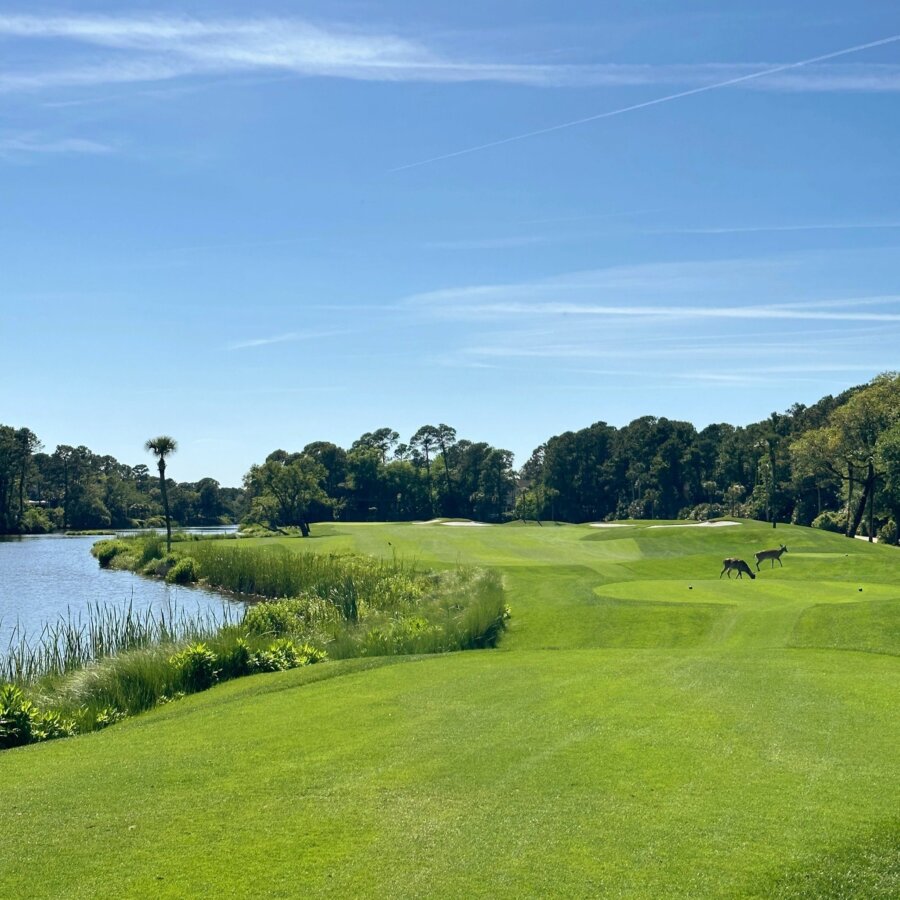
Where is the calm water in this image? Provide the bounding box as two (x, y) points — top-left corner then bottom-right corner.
(0, 532), (243, 648)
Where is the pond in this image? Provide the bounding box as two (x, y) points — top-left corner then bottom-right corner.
(0, 531), (243, 650)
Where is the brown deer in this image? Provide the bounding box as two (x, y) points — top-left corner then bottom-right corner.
(720, 558), (756, 579)
(755, 544), (788, 571)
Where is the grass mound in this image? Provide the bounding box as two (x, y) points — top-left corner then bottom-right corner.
(790, 597), (900, 655)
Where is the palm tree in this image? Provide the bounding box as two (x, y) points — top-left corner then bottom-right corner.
(145, 435), (177, 550)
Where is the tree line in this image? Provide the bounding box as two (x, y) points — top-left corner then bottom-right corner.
(0, 432), (244, 534)
(3, 373), (898, 542)
(242, 375), (900, 542)
(516, 372), (900, 542)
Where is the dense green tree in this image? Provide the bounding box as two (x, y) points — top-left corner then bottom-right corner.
(0, 427), (41, 532)
(538, 422), (617, 521)
(791, 375), (900, 538)
(877, 421), (900, 540)
(244, 456), (329, 536)
(352, 428), (399, 465)
(343, 447), (385, 520)
(303, 442), (349, 500)
(433, 424), (458, 512)
(410, 426), (439, 515)
(197, 478), (224, 523)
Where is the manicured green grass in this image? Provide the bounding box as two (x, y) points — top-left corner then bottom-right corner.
(2, 519), (898, 898)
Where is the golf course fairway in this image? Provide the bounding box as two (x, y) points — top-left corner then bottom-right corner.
(2, 520), (898, 898)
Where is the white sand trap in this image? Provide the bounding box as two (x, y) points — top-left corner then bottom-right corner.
(588, 523), (633, 528)
(648, 521), (741, 529)
(442, 521), (493, 527)
(412, 518), (447, 525)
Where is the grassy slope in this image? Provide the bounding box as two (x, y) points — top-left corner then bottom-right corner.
(2, 520), (898, 898)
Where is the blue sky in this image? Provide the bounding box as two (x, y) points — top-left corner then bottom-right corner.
(1, 2), (898, 485)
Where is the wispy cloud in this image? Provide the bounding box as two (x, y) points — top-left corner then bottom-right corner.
(423, 235), (551, 251)
(405, 259), (788, 315)
(3, 14), (900, 99)
(464, 340), (889, 362)
(649, 221), (900, 235)
(403, 254), (900, 375)
(0, 14), (577, 91)
(436, 301), (900, 323)
(226, 330), (347, 351)
(405, 259), (900, 322)
(666, 363), (900, 386)
(424, 221), (900, 250)
(0, 132), (114, 157)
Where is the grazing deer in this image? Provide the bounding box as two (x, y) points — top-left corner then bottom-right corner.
(755, 544), (788, 571)
(720, 558), (756, 580)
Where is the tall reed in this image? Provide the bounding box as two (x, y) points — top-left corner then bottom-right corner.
(2, 599), (238, 685)
(185, 543), (425, 617)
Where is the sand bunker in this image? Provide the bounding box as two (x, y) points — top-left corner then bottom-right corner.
(648, 521), (741, 529)
(588, 523), (633, 528)
(411, 518), (493, 526)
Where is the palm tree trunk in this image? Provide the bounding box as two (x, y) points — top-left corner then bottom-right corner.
(158, 461), (172, 551)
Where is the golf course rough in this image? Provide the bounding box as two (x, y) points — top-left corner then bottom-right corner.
(1, 519), (897, 898)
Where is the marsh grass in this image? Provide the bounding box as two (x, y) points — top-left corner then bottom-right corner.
(326, 568), (508, 658)
(186, 541), (425, 613)
(2, 599), (239, 684)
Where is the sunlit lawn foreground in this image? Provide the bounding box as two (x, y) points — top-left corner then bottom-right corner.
(1, 520), (898, 897)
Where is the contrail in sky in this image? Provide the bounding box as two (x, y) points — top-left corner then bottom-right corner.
(390, 33), (900, 172)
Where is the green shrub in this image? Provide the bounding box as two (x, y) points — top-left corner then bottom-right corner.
(212, 634), (253, 680)
(242, 596), (338, 637)
(155, 693), (185, 707)
(93, 539), (126, 568)
(877, 519), (898, 546)
(137, 534), (166, 565)
(141, 558), (162, 575)
(0, 683), (38, 749)
(91, 707), (126, 730)
(149, 553), (180, 577)
(0, 685), (75, 748)
(166, 556), (199, 585)
(170, 642), (218, 692)
(32, 709), (77, 741)
(250, 639), (325, 672)
(683, 503), (727, 522)
(21, 507), (53, 534)
(812, 510), (846, 533)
